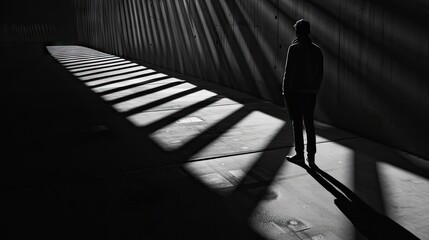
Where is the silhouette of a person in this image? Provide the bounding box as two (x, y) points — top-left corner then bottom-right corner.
(283, 19), (323, 165)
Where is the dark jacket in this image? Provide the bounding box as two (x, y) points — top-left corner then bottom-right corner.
(282, 37), (323, 94)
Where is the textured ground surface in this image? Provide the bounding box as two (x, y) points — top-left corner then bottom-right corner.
(1, 43), (428, 240)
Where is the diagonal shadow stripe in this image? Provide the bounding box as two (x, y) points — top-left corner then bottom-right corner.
(55, 56), (108, 62)
(112, 86), (202, 114)
(56, 55), (115, 64)
(53, 52), (112, 57)
(49, 52), (110, 58)
(80, 66), (147, 81)
(54, 56), (112, 64)
(69, 60), (132, 73)
(225, 124), (291, 217)
(140, 96), (225, 134)
(53, 49), (103, 56)
(86, 70), (160, 88)
(109, 81), (186, 106)
(57, 54), (118, 62)
(48, 47), (103, 53)
(71, 61), (134, 75)
(74, 63), (139, 77)
(61, 56), (120, 67)
(96, 76), (177, 95)
(173, 106), (251, 159)
(66, 58), (127, 70)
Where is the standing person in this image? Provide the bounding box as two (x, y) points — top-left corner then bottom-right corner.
(283, 19), (324, 165)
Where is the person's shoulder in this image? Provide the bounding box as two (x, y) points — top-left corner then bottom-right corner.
(290, 42), (299, 48)
(287, 43), (299, 54)
(289, 42), (301, 52)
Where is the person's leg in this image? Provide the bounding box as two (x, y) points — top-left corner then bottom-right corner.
(286, 93), (304, 160)
(293, 115), (304, 157)
(303, 94), (317, 163)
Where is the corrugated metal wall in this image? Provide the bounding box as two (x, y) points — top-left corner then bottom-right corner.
(2, 23), (57, 41)
(75, 0), (289, 104)
(1, 0), (76, 43)
(74, 0), (429, 158)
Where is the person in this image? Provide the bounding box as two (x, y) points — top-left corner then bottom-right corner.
(282, 19), (323, 165)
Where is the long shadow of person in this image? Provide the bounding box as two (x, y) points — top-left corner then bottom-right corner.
(288, 161), (420, 239)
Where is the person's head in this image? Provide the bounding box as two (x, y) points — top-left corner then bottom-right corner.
(294, 19), (310, 38)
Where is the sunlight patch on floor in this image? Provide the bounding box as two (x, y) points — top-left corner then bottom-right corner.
(148, 104), (243, 151)
(92, 73), (170, 93)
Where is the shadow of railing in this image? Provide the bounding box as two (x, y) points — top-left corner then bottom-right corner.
(47, 44), (280, 239)
(66, 58), (127, 70)
(47, 44), (291, 166)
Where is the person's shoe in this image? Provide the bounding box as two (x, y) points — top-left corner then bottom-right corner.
(307, 155), (316, 167)
(286, 154), (305, 163)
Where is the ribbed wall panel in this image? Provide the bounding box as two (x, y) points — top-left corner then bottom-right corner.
(1, 0), (76, 43)
(70, 0), (429, 158)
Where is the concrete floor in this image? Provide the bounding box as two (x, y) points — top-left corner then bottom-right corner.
(1, 43), (428, 240)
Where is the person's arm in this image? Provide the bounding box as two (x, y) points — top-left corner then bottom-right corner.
(317, 49), (324, 86)
(282, 46), (295, 95)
